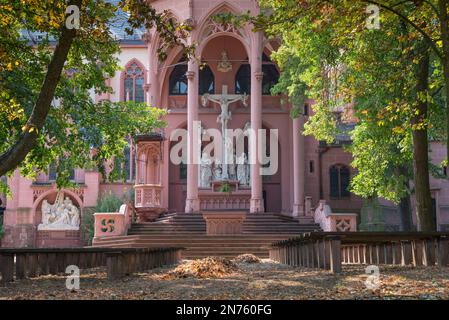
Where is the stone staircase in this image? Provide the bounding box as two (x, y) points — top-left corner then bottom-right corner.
(92, 213), (321, 259)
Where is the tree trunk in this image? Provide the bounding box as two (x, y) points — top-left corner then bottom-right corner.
(438, 0), (449, 170)
(411, 43), (435, 231)
(0, 0), (81, 177)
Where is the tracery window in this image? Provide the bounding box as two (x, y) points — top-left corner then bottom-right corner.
(124, 61), (145, 102)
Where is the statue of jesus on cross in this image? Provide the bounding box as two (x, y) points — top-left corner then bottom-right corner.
(201, 85), (248, 180)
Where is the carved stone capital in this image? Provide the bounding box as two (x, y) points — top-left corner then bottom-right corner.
(255, 72), (264, 82)
(186, 71), (196, 80)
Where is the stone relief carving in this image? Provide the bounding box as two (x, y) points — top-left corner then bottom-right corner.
(38, 191), (80, 231)
(217, 51), (232, 73)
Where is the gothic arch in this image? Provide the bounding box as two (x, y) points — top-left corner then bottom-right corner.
(196, 2), (252, 57)
(31, 189), (83, 225)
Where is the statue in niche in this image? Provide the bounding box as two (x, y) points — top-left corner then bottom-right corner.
(38, 191), (80, 231)
(217, 51), (232, 73)
(199, 152), (212, 188)
(228, 152), (236, 180)
(213, 164), (222, 181)
(237, 153), (249, 186)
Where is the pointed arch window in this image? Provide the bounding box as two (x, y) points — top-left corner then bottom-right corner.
(330, 164), (351, 198)
(235, 54), (280, 95)
(169, 63), (188, 95)
(199, 65), (215, 95)
(235, 64), (251, 94)
(169, 62), (215, 95)
(123, 61), (145, 102)
(262, 53), (280, 95)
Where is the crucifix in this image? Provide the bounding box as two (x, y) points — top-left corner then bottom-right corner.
(201, 85), (248, 180)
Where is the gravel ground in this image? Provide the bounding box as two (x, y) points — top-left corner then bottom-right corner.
(1, 259), (449, 300)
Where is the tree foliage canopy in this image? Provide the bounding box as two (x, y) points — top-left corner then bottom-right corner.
(0, 0), (192, 194)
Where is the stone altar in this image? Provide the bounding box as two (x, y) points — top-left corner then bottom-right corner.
(202, 211), (247, 235)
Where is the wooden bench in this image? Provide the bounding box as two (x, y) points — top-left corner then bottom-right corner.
(0, 247), (183, 285)
(269, 232), (449, 273)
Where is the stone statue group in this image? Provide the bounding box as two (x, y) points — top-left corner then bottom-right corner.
(199, 151), (251, 188)
(38, 191), (80, 231)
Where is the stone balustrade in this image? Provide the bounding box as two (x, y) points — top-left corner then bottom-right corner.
(314, 200), (357, 232)
(199, 190), (251, 210)
(93, 204), (132, 239)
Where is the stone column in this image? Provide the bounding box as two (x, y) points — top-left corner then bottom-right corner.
(292, 114), (305, 216)
(144, 31), (159, 107)
(250, 32), (264, 213)
(185, 58), (200, 213)
(149, 69), (159, 106)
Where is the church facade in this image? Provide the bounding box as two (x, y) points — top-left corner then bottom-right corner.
(2, 0), (449, 248)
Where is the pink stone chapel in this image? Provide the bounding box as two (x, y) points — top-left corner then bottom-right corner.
(2, 0), (449, 256)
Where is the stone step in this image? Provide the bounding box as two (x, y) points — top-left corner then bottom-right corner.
(93, 210), (322, 259)
(95, 240), (281, 246)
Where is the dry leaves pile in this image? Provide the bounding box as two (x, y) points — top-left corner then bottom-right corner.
(2, 260), (449, 300)
(233, 254), (262, 264)
(162, 257), (239, 279)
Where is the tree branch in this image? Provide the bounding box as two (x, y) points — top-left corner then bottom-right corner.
(360, 0), (444, 60)
(0, 0), (81, 177)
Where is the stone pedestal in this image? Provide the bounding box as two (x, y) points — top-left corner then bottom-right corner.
(36, 230), (81, 248)
(202, 211), (247, 235)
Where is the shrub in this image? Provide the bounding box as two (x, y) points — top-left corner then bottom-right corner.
(81, 208), (95, 245)
(96, 191), (123, 213)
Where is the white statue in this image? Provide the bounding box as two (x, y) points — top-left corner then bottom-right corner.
(202, 85), (248, 180)
(228, 152), (236, 180)
(213, 164), (222, 181)
(41, 200), (53, 225)
(237, 153), (249, 186)
(38, 191), (80, 231)
(199, 153), (212, 188)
